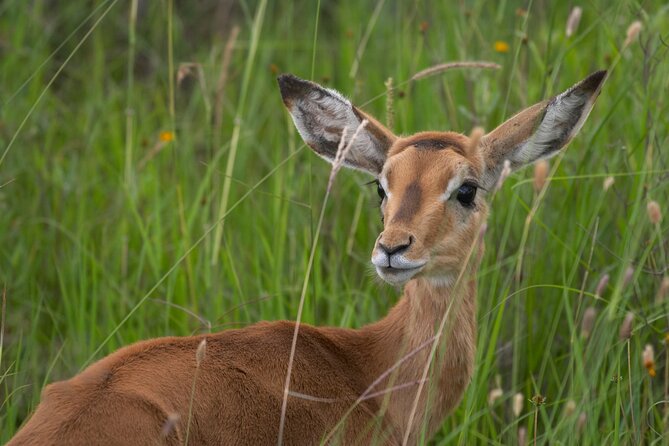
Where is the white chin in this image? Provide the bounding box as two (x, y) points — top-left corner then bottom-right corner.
(375, 266), (421, 285)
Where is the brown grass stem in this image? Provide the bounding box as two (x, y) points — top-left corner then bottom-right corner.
(533, 406), (538, 446)
(214, 26), (240, 137)
(0, 287), (5, 373)
(401, 220), (485, 444)
(211, 0), (267, 266)
(278, 122), (367, 445)
(627, 339), (638, 442)
(321, 336), (438, 444)
(185, 339), (207, 445)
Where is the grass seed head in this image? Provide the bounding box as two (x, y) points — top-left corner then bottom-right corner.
(623, 266), (634, 288)
(595, 274), (609, 298)
(410, 61), (501, 81)
(603, 176), (615, 191)
(623, 20), (643, 48)
(488, 387), (503, 406)
(565, 7), (582, 37)
(619, 312), (634, 340)
(533, 160), (549, 192)
(564, 399), (577, 417)
(512, 392), (524, 417)
(577, 412), (587, 433)
(647, 200), (662, 224)
(177, 64), (194, 86)
(643, 344), (656, 377)
(658, 276), (669, 302)
(581, 307), (597, 339)
(530, 394), (546, 406)
(517, 426), (527, 446)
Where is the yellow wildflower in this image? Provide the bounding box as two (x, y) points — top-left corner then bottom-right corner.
(643, 344), (656, 378)
(494, 41), (510, 53)
(159, 131), (175, 143)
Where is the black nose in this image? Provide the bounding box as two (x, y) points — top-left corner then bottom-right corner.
(379, 236), (413, 256)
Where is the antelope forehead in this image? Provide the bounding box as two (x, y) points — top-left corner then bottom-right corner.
(381, 157), (469, 200)
(392, 132), (468, 155)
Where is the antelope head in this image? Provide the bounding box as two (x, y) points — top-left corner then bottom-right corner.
(278, 72), (606, 286)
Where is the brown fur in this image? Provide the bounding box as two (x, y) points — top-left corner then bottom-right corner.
(9, 71), (605, 445)
(392, 131), (468, 155)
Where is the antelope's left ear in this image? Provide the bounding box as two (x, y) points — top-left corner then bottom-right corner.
(278, 74), (397, 175)
(480, 70), (607, 189)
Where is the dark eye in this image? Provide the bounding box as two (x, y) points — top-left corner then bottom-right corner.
(376, 180), (386, 202)
(456, 183), (477, 207)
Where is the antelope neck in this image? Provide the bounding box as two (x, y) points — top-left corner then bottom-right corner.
(353, 275), (478, 439)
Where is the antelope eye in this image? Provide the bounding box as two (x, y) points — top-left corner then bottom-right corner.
(376, 181), (386, 201)
(456, 183), (477, 207)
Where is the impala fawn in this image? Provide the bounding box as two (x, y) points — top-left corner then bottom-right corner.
(9, 70), (605, 445)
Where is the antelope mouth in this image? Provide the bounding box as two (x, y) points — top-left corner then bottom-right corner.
(375, 264), (425, 285)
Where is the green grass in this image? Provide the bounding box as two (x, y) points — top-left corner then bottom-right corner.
(1, 0), (669, 443)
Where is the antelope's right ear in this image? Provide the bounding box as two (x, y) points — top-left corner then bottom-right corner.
(479, 70), (607, 189)
(278, 74), (397, 176)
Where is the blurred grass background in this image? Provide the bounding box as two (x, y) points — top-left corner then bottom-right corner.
(1, 0), (668, 443)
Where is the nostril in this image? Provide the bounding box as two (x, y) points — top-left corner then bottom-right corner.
(379, 237), (413, 256)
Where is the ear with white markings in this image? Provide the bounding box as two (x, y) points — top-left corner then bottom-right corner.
(480, 70), (607, 189)
(278, 74), (397, 175)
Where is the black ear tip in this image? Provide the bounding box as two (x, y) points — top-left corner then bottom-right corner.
(581, 70), (607, 92)
(277, 73), (297, 85)
(277, 73), (311, 102)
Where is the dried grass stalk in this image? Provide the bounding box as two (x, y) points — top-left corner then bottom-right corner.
(495, 159), (512, 192)
(411, 61), (501, 81)
(384, 77), (395, 129)
(196, 338), (207, 366)
(214, 26), (241, 133)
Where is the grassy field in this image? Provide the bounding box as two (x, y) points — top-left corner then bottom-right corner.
(1, 0), (669, 444)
